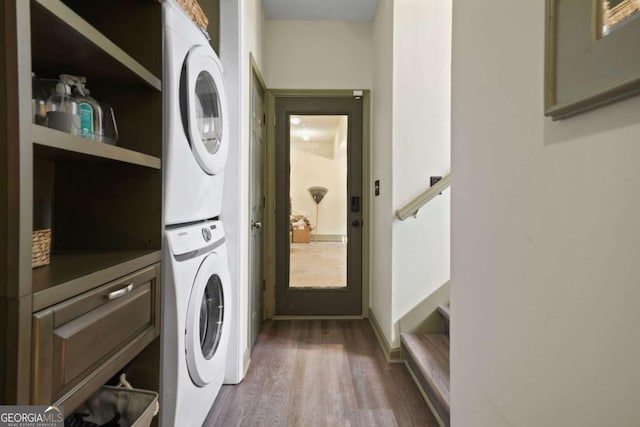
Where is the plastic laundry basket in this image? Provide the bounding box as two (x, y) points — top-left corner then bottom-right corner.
(69, 386), (158, 427)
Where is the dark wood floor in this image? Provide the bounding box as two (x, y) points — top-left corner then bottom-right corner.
(204, 320), (438, 427)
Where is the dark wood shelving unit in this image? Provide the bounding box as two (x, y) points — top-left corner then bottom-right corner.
(1, 0), (163, 416)
(33, 126), (161, 169)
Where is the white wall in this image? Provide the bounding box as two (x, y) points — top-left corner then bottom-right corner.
(390, 0), (452, 346)
(220, 0), (266, 384)
(264, 20), (373, 89)
(246, 0), (265, 69)
(451, 1), (640, 425)
(370, 0), (395, 341)
(290, 139), (347, 236)
(391, 0), (451, 208)
(392, 191), (450, 335)
(369, 0), (452, 348)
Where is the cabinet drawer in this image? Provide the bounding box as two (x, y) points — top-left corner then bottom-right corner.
(31, 263), (160, 405)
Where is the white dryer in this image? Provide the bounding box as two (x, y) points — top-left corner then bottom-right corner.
(162, 220), (231, 426)
(164, 0), (229, 225)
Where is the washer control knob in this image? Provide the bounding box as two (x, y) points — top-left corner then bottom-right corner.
(202, 227), (212, 242)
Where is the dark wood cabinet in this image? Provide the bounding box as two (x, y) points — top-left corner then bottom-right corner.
(31, 264), (160, 408)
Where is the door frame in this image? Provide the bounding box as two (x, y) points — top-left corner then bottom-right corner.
(263, 89), (371, 318)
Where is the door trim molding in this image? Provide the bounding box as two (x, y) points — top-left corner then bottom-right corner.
(249, 54), (267, 346)
(264, 89), (371, 318)
(249, 54), (267, 93)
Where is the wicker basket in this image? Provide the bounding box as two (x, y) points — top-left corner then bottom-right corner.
(32, 229), (51, 268)
(177, 0), (209, 29)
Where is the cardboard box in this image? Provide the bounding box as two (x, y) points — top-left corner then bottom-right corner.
(292, 225), (311, 243)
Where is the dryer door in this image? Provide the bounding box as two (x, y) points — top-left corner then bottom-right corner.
(185, 251), (231, 386)
(183, 45), (228, 175)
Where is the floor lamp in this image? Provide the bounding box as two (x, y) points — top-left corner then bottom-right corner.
(308, 186), (328, 243)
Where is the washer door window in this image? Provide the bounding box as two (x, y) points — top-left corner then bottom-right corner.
(184, 45), (229, 175)
(185, 252), (229, 386)
(199, 275), (223, 360)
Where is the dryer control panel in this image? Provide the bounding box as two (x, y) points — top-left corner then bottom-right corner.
(166, 220), (224, 257)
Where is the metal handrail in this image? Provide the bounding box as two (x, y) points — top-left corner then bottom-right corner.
(395, 174), (451, 220)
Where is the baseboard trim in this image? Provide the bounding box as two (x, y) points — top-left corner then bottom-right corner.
(404, 360), (447, 427)
(311, 234), (346, 243)
(368, 308), (402, 363)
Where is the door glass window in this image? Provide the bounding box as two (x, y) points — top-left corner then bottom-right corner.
(288, 115), (348, 289)
(195, 71), (223, 154)
(200, 274), (224, 360)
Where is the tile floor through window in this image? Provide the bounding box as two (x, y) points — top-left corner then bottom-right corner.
(289, 242), (347, 288)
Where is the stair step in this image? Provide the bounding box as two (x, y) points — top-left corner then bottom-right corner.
(401, 333), (450, 427)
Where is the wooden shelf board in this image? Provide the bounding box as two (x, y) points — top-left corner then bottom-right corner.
(32, 249), (161, 311)
(31, 0), (161, 91)
(33, 125), (161, 169)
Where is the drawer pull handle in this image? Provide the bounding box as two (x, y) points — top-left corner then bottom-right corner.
(107, 284), (134, 300)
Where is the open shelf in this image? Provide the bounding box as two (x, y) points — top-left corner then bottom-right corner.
(60, 0), (162, 79)
(32, 249), (161, 311)
(31, 0), (161, 91)
(33, 125), (161, 169)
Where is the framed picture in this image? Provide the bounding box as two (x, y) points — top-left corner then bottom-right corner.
(545, 0), (640, 120)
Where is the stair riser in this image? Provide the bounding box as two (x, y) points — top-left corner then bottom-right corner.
(438, 305), (450, 337)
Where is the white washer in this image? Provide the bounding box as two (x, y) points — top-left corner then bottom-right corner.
(164, 0), (229, 225)
(162, 220), (231, 426)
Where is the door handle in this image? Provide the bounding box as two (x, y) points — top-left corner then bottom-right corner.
(351, 196), (360, 213)
(351, 220), (360, 228)
(251, 221), (262, 229)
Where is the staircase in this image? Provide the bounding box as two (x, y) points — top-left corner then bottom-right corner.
(401, 303), (450, 427)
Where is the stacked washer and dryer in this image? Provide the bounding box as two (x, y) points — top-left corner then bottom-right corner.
(161, 1), (231, 426)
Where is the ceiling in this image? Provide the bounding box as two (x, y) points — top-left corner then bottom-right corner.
(290, 115), (347, 159)
(290, 115), (343, 144)
(262, 0), (379, 21)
